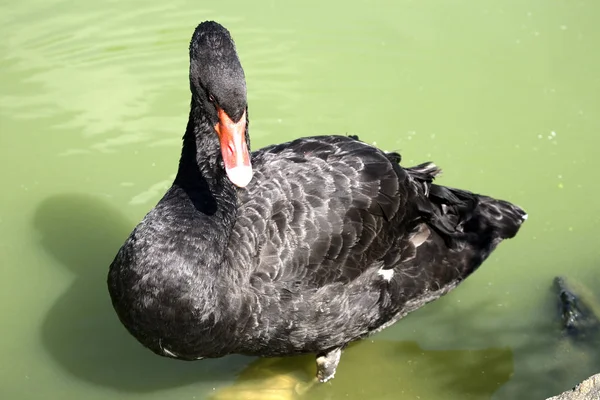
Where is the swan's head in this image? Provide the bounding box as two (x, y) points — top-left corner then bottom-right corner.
(189, 21), (252, 188)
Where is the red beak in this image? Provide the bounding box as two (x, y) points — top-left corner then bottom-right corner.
(214, 107), (252, 187)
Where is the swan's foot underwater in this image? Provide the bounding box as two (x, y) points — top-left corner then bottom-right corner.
(316, 347), (342, 383)
(293, 378), (318, 397)
(210, 355), (320, 400)
(291, 348), (343, 395)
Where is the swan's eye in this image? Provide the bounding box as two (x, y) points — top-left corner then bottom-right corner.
(208, 94), (216, 103)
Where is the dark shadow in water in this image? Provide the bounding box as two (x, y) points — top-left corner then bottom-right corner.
(34, 193), (251, 392)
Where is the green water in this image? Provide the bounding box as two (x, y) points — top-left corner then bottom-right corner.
(2, 0), (599, 399)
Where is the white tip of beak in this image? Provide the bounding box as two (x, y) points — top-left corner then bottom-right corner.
(225, 165), (253, 188)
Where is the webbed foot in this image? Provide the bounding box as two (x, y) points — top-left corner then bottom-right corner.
(315, 347), (342, 383)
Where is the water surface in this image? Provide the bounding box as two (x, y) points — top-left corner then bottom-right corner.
(2, 0), (599, 399)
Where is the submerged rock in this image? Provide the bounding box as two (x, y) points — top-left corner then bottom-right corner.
(553, 276), (600, 340)
(546, 277), (600, 400)
(546, 373), (600, 400)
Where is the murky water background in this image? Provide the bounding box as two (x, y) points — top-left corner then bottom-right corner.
(2, 1), (599, 399)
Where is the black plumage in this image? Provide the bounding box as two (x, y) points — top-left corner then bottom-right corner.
(107, 21), (527, 382)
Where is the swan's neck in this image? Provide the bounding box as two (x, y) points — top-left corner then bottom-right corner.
(173, 104), (239, 266)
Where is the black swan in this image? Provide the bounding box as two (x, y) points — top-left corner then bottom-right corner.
(108, 21), (527, 383)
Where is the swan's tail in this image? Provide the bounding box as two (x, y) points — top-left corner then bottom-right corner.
(403, 161), (527, 272)
(372, 158), (527, 318)
(428, 183), (527, 241)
